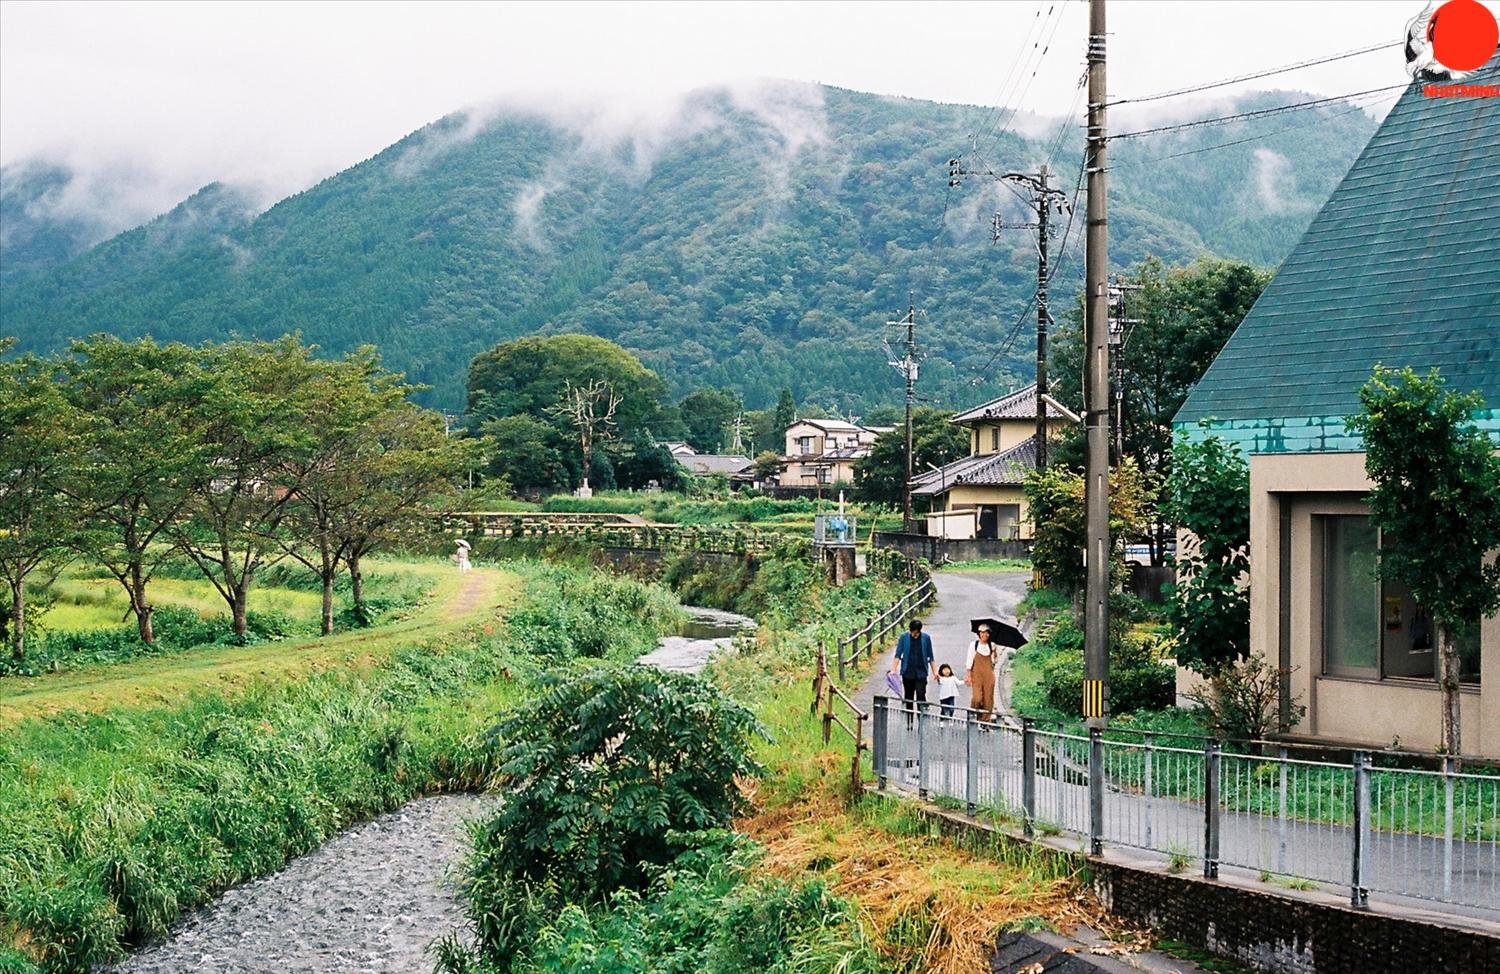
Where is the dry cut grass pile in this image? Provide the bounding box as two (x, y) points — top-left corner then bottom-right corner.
(739, 790), (1109, 974)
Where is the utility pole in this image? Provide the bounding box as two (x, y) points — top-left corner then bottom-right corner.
(1083, 0), (1111, 737)
(1107, 276), (1141, 471)
(1036, 164), (1052, 470)
(986, 166), (1070, 470)
(885, 298), (920, 529)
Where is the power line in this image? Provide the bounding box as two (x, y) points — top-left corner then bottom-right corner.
(975, 1), (1073, 166)
(1108, 93), (1389, 168)
(1107, 39), (1402, 107)
(1110, 83), (1410, 140)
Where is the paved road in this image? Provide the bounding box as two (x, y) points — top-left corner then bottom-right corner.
(851, 570), (1031, 719)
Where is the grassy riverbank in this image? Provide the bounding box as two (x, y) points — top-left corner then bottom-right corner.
(0, 561), (680, 973)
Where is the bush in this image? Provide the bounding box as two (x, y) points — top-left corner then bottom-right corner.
(439, 834), (877, 974)
(1186, 653), (1304, 741)
(441, 666), (764, 969)
(1038, 616), (1173, 715)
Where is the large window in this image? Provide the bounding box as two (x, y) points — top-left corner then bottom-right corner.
(1323, 515), (1379, 676)
(1319, 514), (1480, 684)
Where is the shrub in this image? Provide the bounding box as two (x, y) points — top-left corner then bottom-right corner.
(443, 666), (763, 966)
(437, 833), (878, 974)
(1186, 653), (1304, 741)
(1038, 616), (1173, 715)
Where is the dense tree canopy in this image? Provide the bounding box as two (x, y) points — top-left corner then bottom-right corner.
(1053, 255), (1269, 559)
(852, 408), (968, 508)
(678, 388), (742, 454)
(0, 336), (468, 654)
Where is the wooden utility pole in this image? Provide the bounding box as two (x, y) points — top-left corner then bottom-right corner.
(1083, 0), (1111, 735)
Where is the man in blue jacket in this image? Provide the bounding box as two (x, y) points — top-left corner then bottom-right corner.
(890, 618), (936, 723)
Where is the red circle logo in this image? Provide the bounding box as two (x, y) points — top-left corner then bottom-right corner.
(1428, 0), (1500, 71)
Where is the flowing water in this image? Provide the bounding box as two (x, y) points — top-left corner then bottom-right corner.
(635, 605), (756, 674)
(103, 606), (754, 972)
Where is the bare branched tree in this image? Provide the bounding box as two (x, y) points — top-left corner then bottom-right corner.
(548, 379), (622, 490)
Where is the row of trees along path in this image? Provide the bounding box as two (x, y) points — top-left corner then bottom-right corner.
(0, 335), (472, 660)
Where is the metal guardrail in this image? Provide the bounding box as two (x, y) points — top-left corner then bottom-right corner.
(810, 555), (935, 792)
(872, 698), (1500, 914)
(835, 577), (936, 683)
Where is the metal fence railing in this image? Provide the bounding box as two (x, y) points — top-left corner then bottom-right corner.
(871, 697), (1500, 914)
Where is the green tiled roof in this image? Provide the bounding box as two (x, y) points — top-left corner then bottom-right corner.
(1175, 55), (1500, 452)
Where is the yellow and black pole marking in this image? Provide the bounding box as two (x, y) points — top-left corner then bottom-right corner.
(1082, 679), (1106, 719)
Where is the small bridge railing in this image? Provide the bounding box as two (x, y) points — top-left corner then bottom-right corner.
(438, 513), (787, 555)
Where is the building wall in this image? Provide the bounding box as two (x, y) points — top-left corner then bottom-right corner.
(1248, 452), (1497, 758)
(967, 416), (1065, 455)
(939, 484), (1032, 539)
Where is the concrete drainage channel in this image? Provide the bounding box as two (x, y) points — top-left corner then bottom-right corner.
(101, 607), (753, 973)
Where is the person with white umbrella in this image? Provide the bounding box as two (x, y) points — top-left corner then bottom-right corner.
(454, 538), (471, 573)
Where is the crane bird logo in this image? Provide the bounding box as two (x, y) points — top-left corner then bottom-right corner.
(1405, 0), (1499, 80)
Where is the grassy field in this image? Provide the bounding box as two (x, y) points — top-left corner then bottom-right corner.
(40, 574), (318, 634)
(0, 562), (516, 726)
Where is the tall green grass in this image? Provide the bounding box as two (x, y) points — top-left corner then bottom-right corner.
(0, 561), (681, 973)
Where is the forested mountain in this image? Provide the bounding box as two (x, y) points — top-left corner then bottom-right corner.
(1, 82), (1377, 412)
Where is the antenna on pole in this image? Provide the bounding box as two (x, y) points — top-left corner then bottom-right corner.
(727, 412), (751, 456)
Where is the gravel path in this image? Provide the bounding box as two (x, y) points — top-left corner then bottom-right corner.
(102, 794), (493, 974)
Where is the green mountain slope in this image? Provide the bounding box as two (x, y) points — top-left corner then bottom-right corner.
(1, 83), (1377, 412)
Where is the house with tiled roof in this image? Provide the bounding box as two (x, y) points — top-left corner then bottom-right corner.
(1174, 55), (1500, 757)
(775, 418), (888, 488)
(910, 384), (1079, 540)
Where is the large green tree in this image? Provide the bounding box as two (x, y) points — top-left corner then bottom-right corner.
(1164, 424), (1251, 674)
(852, 407), (967, 508)
(469, 334), (676, 492)
(169, 337), (322, 637)
(1348, 367), (1500, 758)
(60, 336), (218, 643)
(678, 388), (741, 454)
(278, 348), (471, 633)
(1053, 256), (1269, 561)
(1024, 460), (1153, 597)
(0, 349), (82, 659)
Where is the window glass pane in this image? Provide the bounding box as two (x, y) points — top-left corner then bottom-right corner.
(1456, 621), (1482, 685)
(1324, 516), (1378, 674)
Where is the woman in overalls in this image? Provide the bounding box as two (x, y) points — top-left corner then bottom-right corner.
(966, 624), (999, 722)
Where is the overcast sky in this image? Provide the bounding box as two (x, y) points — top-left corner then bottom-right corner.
(2, 0), (1422, 207)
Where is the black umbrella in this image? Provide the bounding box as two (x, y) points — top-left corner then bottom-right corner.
(970, 617), (1027, 648)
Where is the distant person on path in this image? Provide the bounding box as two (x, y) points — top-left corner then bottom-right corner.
(966, 623), (1000, 722)
(936, 663), (960, 717)
(454, 538), (472, 573)
(890, 618), (936, 725)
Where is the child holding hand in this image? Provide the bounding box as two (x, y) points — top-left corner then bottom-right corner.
(936, 663), (960, 717)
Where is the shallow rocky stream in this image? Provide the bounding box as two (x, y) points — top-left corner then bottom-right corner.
(102, 607), (753, 973)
